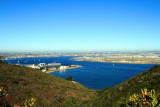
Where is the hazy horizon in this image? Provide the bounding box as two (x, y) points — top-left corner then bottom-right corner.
(1, 49), (160, 54)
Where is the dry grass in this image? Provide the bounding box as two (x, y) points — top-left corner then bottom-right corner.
(0, 61), (96, 107)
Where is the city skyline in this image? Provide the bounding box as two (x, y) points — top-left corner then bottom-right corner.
(0, 0), (160, 51)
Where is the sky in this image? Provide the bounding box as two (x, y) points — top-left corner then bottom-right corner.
(0, 0), (160, 52)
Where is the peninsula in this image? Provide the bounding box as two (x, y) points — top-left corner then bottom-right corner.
(72, 53), (160, 64)
(45, 65), (82, 73)
(25, 62), (81, 73)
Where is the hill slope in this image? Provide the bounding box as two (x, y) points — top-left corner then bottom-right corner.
(0, 61), (96, 107)
(82, 65), (160, 107)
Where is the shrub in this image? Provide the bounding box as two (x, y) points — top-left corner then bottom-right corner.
(23, 98), (36, 107)
(0, 86), (36, 107)
(129, 88), (160, 107)
(0, 85), (11, 107)
(66, 76), (73, 81)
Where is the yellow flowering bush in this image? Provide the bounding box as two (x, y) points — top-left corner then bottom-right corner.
(0, 86), (36, 107)
(129, 88), (160, 107)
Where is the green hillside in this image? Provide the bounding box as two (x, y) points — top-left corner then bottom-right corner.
(1, 60), (160, 107)
(81, 65), (160, 107)
(0, 61), (96, 107)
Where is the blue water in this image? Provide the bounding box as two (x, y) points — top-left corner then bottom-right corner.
(4, 56), (156, 90)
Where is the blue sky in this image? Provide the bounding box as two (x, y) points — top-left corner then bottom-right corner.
(0, 0), (160, 51)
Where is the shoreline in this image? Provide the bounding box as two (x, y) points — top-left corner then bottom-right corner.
(24, 63), (82, 73)
(46, 65), (82, 73)
(71, 57), (160, 64)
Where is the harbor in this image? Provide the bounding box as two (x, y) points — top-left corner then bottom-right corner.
(3, 56), (155, 90)
(25, 62), (81, 73)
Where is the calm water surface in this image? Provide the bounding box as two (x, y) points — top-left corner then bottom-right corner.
(5, 56), (155, 90)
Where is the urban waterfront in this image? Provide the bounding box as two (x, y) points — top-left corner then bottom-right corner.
(4, 56), (156, 90)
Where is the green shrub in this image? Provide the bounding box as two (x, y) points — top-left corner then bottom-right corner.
(23, 98), (36, 107)
(66, 76), (73, 81)
(129, 88), (160, 107)
(64, 97), (78, 107)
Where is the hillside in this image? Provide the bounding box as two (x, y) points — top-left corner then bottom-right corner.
(0, 61), (96, 107)
(1, 60), (160, 107)
(82, 65), (160, 107)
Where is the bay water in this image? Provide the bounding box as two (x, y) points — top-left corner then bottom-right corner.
(4, 56), (155, 90)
